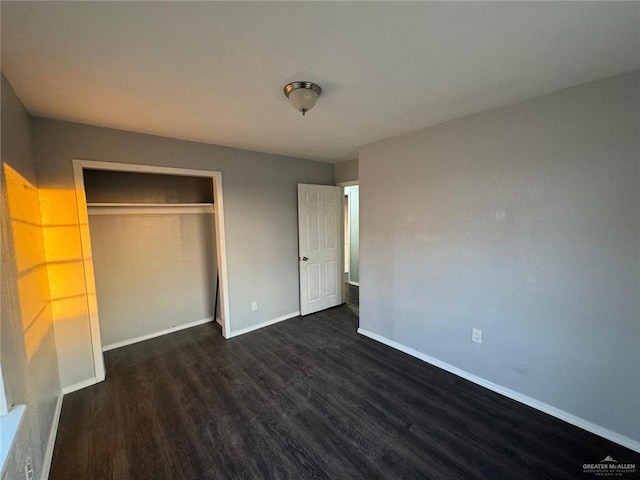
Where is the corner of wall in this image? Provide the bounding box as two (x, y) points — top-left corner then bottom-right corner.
(1, 73), (64, 480)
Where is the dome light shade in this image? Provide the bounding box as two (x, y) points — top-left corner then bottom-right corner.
(284, 81), (322, 116)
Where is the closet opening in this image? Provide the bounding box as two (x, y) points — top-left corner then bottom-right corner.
(72, 160), (230, 382)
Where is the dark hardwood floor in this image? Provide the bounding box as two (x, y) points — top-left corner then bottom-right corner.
(50, 305), (639, 479)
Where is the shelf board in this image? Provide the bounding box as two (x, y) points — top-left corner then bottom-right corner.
(87, 203), (214, 216)
(86, 203), (213, 207)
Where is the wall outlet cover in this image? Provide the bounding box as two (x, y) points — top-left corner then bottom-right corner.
(24, 457), (34, 480)
(472, 328), (483, 344)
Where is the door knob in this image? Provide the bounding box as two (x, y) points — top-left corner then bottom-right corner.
(301, 256), (308, 261)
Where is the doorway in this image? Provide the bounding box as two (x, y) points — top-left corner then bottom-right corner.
(341, 183), (359, 308)
(72, 160), (231, 382)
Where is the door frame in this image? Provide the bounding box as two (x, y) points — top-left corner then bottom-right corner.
(72, 159), (231, 382)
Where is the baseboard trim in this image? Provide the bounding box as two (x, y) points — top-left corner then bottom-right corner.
(39, 392), (63, 480)
(228, 311), (300, 338)
(62, 377), (99, 395)
(357, 328), (640, 453)
(215, 317), (223, 327)
(102, 317), (214, 352)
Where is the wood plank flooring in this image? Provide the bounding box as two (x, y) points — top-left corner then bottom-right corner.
(49, 306), (639, 479)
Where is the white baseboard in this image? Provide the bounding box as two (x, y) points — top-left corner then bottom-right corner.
(348, 281), (360, 287)
(102, 317), (214, 352)
(357, 328), (640, 453)
(215, 317), (223, 327)
(62, 377), (99, 395)
(39, 392), (63, 480)
(228, 311), (300, 338)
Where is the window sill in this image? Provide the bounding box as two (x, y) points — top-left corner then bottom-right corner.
(0, 404), (26, 476)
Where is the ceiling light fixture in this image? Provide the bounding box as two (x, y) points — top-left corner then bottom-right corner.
(283, 81), (322, 116)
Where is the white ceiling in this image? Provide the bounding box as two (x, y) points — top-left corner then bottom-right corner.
(1, 2), (638, 163)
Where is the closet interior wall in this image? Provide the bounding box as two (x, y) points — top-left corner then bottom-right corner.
(83, 169), (218, 350)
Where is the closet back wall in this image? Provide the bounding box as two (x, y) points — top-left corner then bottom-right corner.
(84, 170), (216, 349)
(90, 214), (215, 348)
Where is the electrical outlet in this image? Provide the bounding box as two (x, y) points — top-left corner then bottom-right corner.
(251, 300), (258, 311)
(472, 328), (482, 344)
(24, 456), (34, 480)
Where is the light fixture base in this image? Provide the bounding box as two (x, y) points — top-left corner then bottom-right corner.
(283, 81), (322, 98)
(283, 81), (322, 116)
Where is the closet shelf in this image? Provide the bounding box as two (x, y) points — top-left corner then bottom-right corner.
(87, 203), (213, 207)
(87, 203), (214, 216)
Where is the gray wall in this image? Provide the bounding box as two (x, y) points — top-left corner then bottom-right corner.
(89, 212), (216, 347)
(30, 118), (334, 388)
(359, 72), (640, 442)
(334, 159), (358, 184)
(1, 75), (61, 480)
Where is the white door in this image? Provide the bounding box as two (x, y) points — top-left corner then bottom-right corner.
(298, 184), (343, 315)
